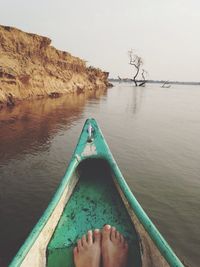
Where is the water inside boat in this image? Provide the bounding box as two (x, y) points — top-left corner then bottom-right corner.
(47, 159), (141, 267)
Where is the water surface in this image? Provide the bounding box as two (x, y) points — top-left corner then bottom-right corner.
(0, 83), (200, 266)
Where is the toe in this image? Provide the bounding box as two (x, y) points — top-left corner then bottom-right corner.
(77, 239), (82, 251)
(120, 234), (124, 243)
(94, 229), (101, 243)
(87, 230), (93, 245)
(102, 224), (111, 240)
(115, 231), (121, 243)
(73, 246), (78, 256)
(111, 226), (116, 241)
(81, 234), (87, 246)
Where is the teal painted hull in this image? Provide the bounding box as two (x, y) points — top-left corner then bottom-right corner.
(9, 118), (185, 267)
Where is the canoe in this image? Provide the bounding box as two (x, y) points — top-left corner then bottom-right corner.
(9, 118), (184, 267)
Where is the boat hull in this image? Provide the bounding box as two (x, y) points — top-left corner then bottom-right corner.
(9, 118), (184, 267)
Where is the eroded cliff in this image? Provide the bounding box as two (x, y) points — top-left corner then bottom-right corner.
(0, 25), (110, 108)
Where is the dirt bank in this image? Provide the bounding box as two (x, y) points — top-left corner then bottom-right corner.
(0, 25), (110, 109)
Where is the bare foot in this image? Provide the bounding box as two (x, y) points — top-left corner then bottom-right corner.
(73, 229), (101, 267)
(102, 225), (128, 267)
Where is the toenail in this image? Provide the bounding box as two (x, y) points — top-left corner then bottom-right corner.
(94, 229), (100, 233)
(105, 224), (111, 230)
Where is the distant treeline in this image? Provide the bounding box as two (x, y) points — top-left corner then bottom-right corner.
(109, 78), (200, 86)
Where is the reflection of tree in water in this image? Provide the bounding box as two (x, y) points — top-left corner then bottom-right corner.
(133, 86), (144, 114)
(126, 86), (145, 115)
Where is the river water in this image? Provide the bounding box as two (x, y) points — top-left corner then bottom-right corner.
(0, 83), (200, 266)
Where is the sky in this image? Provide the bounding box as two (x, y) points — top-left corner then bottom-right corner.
(1, 0), (200, 81)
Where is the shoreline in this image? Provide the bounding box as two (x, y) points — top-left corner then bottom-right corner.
(0, 83), (109, 110)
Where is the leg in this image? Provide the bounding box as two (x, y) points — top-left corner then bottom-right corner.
(102, 225), (128, 267)
(73, 229), (101, 267)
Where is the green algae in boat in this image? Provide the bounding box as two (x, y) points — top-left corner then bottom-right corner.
(9, 118), (184, 267)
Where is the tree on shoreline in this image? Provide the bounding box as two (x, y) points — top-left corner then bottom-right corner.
(128, 49), (143, 86)
(139, 69), (148, 86)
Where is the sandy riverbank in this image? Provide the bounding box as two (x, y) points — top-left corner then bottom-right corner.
(0, 25), (111, 109)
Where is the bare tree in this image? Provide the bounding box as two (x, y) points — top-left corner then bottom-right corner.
(128, 49), (143, 86)
(161, 80), (171, 88)
(139, 69), (148, 86)
(142, 69), (148, 81)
